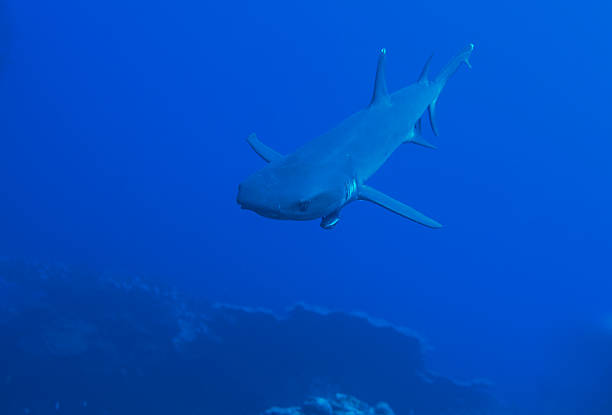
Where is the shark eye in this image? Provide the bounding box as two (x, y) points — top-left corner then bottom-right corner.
(297, 200), (311, 212)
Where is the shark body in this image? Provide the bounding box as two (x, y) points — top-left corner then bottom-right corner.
(237, 44), (474, 229)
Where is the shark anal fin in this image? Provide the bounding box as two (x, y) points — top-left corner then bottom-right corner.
(428, 98), (439, 136)
(246, 133), (283, 163)
(369, 48), (390, 107)
(415, 117), (422, 137)
(358, 185), (442, 228)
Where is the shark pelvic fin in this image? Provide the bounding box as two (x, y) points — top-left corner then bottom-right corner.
(246, 133), (283, 163)
(320, 210), (341, 229)
(358, 185), (442, 228)
(369, 48), (390, 107)
(406, 118), (436, 149)
(418, 54), (434, 85)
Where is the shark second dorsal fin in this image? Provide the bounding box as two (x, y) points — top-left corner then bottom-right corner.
(369, 48), (390, 107)
(418, 54), (434, 85)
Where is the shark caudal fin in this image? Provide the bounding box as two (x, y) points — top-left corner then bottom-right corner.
(434, 43), (474, 87)
(428, 43), (474, 136)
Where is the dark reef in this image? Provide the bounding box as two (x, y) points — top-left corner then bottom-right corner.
(261, 393), (395, 415)
(0, 260), (500, 414)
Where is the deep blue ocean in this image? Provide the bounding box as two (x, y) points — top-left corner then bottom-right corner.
(1, 1), (611, 414)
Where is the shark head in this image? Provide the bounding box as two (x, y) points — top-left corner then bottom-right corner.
(237, 161), (356, 221)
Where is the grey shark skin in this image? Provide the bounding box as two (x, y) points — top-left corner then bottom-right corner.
(237, 44), (474, 229)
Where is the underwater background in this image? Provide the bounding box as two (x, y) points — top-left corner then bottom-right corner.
(0, 0), (611, 414)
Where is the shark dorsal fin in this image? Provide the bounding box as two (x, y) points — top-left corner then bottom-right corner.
(369, 48), (390, 107)
(418, 54), (434, 85)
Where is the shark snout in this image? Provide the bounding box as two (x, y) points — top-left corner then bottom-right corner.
(236, 182), (281, 218)
(236, 183), (268, 213)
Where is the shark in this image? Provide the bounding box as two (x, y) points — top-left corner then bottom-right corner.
(237, 44), (474, 229)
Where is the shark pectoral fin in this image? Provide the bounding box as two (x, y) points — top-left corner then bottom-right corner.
(358, 185), (442, 229)
(246, 133), (283, 163)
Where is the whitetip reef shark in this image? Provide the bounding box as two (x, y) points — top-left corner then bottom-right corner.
(237, 44), (474, 229)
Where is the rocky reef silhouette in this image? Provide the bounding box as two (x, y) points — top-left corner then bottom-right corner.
(261, 393), (395, 415)
(0, 259), (500, 414)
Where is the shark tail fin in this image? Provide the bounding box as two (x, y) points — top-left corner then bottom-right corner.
(428, 43), (474, 136)
(434, 43), (474, 88)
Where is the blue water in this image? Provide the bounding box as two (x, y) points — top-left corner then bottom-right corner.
(0, 1), (611, 414)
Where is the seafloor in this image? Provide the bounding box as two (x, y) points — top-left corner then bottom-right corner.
(0, 259), (505, 414)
